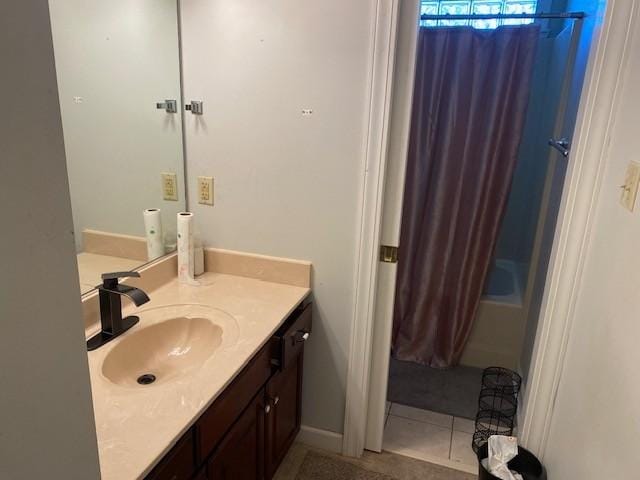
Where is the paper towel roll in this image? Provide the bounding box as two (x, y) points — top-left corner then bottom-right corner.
(194, 234), (204, 276)
(143, 208), (164, 261)
(177, 212), (195, 283)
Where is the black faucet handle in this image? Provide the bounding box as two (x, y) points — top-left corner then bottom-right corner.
(101, 271), (141, 281)
(100, 271), (141, 289)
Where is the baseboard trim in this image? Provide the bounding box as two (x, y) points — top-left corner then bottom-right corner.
(296, 425), (343, 454)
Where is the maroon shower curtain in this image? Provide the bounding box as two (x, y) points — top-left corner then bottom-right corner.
(392, 25), (539, 368)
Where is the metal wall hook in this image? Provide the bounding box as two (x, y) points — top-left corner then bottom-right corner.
(186, 100), (203, 115)
(156, 99), (177, 113)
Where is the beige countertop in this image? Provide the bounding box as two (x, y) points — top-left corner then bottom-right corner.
(86, 270), (310, 480)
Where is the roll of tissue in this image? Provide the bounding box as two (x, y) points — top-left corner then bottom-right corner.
(177, 212), (195, 283)
(143, 208), (164, 261)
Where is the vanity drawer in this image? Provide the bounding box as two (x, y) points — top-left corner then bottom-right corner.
(146, 429), (195, 480)
(271, 302), (312, 370)
(196, 342), (273, 462)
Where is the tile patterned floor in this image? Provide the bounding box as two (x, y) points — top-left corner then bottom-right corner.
(383, 402), (478, 474)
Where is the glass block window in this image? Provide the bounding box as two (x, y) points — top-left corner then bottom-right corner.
(420, 0), (538, 29)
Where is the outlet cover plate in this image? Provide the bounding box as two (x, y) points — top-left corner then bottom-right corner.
(198, 176), (214, 205)
(161, 172), (178, 201)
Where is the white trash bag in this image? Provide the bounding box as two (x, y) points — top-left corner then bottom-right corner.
(481, 435), (523, 480)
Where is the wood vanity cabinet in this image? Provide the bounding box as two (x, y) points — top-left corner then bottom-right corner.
(145, 301), (311, 480)
(192, 469), (208, 480)
(264, 349), (305, 478)
(207, 390), (266, 479)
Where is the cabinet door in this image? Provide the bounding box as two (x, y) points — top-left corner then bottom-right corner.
(265, 351), (303, 479)
(207, 391), (265, 480)
(192, 467), (208, 480)
(145, 429), (195, 480)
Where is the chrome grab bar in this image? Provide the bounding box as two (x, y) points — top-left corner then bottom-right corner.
(548, 138), (571, 157)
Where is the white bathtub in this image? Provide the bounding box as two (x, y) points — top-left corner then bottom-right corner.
(482, 259), (523, 306)
(460, 260), (527, 369)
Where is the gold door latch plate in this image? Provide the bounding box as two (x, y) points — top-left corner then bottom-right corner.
(379, 245), (398, 263)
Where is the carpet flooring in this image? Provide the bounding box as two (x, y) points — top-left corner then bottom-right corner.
(274, 443), (477, 480)
(296, 451), (396, 479)
(387, 357), (483, 420)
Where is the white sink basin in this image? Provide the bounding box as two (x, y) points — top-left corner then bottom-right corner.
(101, 304), (238, 387)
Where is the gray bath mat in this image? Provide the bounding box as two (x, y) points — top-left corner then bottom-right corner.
(387, 357), (483, 419)
(296, 451), (397, 480)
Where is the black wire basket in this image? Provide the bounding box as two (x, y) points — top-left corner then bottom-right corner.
(472, 409), (515, 453)
(481, 367), (522, 397)
(478, 387), (518, 417)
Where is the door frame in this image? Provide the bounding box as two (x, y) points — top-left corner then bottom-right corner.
(518, 0), (637, 455)
(343, 0), (636, 458)
(342, 0), (400, 457)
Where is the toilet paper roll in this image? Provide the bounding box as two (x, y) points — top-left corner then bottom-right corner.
(143, 208), (164, 261)
(177, 212), (195, 283)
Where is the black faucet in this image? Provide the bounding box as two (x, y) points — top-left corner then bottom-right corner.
(86, 271), (150, 351)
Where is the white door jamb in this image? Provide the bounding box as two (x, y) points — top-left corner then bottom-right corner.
(520, 0), (637, 456)
(342, 0), (399, 458)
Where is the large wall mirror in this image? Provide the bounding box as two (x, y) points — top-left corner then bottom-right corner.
(49, 0), (185, 294)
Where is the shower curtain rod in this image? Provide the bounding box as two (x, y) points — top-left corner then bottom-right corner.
(420, 11), (585, 20)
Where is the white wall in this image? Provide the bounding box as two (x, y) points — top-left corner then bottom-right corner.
(496, 3), (582, 270)
(180, 0), (375, 434)
(49, 0), (185, 251)
(542, 5), (640, 477)
(0, 2), (101, 478)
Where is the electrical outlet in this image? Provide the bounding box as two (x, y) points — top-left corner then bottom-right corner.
(620, 162), (640, 212)
(161, 172), (178, 201)
(198, 176), (214, 205)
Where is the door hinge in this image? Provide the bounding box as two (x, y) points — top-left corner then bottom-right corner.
(379, 245), (398, 263)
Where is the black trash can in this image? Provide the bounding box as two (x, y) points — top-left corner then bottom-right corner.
(477, 443), (546, 480)
(472, 410), (515, 453)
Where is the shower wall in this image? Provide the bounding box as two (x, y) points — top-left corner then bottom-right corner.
(494, 32), (567, 291)
(461, 23), (576, 369)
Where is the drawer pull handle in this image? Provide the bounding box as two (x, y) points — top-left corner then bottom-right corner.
(265, 404), (271, 414)
(295, 331), (310, 343)
(273, 396), (280, 405)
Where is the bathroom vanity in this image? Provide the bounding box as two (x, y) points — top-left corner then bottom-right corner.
(84, 251), (312, 479)
(146, 302), (311, 480)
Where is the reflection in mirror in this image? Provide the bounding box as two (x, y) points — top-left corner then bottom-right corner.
(49, 0), (185, 294)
